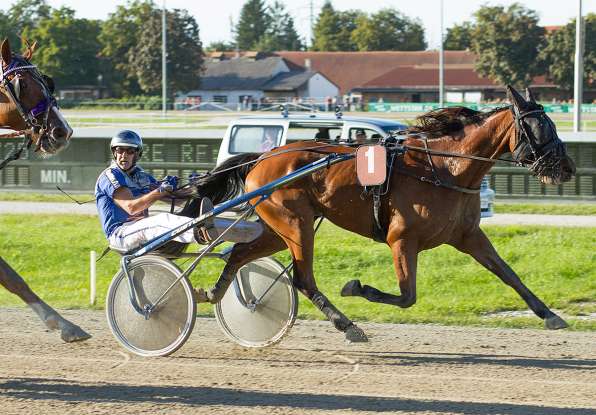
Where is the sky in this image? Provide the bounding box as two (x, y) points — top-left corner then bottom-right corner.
(3, 0), (596, 49)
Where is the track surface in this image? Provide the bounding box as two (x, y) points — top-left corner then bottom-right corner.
(0, 308), (594, 414)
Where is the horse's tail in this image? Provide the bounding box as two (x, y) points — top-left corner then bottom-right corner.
(197, 152), (260, 205)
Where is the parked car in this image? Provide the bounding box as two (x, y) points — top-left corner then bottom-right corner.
(216, 110), (494, 217)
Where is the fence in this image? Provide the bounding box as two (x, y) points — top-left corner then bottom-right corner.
(0, 128), (594, 200)
(368, 102), (596, 114)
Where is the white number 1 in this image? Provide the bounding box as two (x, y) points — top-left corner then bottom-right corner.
(365, 146), (375, 173)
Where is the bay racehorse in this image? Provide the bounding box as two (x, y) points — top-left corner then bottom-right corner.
(0, 38), (89, 342)
(188, 85), (575, 342)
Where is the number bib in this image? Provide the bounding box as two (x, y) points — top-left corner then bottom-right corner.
(356, 145), (387, 186)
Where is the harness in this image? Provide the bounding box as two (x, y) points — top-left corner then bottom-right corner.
(358, 104), (562, 242)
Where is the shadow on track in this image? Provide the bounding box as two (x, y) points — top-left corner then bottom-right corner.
(1, 377), (594, 415)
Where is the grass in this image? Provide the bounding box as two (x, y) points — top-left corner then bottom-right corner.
(0, 214), (594, 330)
(1, 192), (595, 215)
(494, 203), (596, 215)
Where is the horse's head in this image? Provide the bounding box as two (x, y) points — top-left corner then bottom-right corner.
(506, 85), (575, 185)
(0, 38), (72, 155)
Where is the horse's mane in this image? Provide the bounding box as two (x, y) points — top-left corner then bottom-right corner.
(407, 106), (510, 139)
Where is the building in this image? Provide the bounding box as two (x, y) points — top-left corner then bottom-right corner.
(179, 51), (339, 110)
(277, 51), (592, 104)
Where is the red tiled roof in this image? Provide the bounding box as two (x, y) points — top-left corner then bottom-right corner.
(276, 51), (553, 93)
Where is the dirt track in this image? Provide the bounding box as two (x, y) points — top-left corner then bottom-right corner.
(0, 308), (594, 415)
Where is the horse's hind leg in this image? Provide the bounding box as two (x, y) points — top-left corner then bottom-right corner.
(262, 203), (367, 343)
(452, 228), (568, 330)
(196, 224), (287, 303)
(341, 238), (419, 309)
(0, 257), (91, 342)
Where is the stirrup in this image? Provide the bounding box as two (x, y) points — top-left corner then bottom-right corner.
(194, 197), (219, 244)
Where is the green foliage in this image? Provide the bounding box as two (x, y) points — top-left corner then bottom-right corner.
(21, 7), (103, 88)
(471, 3), (546, 88)
(205, 41), (237, 52)
(130, 8), (203, 95)
(254, 1), (303, 52)
(444, 22), (473, 50)
(351, 8), (426, 51)
(311, 2), (361, 51)
(235, 0), (269, 50)
(540, 14), (596, 91)
(98, 1), (159, 96)
(2, 0), (51, 50)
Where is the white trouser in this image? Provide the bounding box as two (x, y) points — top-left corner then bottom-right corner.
(108, 213), (195, 251)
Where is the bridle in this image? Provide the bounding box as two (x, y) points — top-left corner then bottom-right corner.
(0, 54), (56, 133)
(0, 54), (57, 170)
(389, 104), (565, 194)
(510, 104), (565, 177)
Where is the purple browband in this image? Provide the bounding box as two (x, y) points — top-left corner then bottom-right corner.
(1, 59), (54, 118)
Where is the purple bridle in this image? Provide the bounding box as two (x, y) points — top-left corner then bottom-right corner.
(0, 56), (56, 130)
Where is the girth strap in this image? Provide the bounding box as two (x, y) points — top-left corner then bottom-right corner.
(371, 186), (385, 242)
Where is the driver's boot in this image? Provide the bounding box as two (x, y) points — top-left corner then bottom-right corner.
(193, 197), (219, 244)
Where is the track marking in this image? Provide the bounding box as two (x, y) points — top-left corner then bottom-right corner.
(109, 351), (131, 370)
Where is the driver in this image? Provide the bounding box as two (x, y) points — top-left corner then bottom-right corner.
(95, 130), (216, 251)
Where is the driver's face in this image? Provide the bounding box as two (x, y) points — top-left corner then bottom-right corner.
(113, 146), (138, 171)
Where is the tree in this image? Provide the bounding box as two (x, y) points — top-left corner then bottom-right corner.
(444, 22), (473, 50)
(130, 8), (203, 96)
(540, 14), (596, 91)
(311, 2), (361, 51)
(351, 8), (426, 51)
(98, 0), (155, 96)
(4, 0), (52, 51)
(235, 0), (269, 50)
(205, 41), (237, 52)
(255, 1), (303, 51)
(471, 4), (545, 88)
(21, 7), (103, 87)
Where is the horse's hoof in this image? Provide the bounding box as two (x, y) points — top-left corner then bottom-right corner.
(61, 325), (91, 343)
(194, 287), (210, 303)
(345, 324), (368, 343)
(341, 280), (363, 297)
(545, 314), (569, 330)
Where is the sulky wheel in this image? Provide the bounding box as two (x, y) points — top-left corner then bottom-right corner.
(106, 255), (196, 357)
(215, 256), (298, 347)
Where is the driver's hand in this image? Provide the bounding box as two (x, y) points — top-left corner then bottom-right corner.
(158, 175), (178, 193)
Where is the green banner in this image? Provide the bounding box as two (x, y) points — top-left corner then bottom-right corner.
(368, 102), (596, 113)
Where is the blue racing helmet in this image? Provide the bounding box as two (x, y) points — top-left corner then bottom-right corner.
(110, 130), (143, 155)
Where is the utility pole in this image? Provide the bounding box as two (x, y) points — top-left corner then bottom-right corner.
(573, 0), (584, 132)
(310, 0), (314, 48)
(439, 0), (444, 107)
(162, 0), (167, 116)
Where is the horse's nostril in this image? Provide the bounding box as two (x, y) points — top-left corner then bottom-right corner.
(51, 126), (67, 140)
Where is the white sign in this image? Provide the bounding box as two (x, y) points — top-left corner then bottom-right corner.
(41, 169), (70, 184)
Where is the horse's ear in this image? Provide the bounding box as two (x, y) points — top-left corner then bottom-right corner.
(506, 85), (527, 110)
(525, 88), (537, 104)
(22, 38), (37, 60)
(1, 38), (12, 67)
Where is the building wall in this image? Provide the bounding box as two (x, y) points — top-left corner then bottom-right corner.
(305, 74), (339, 99)
(186, 90), (264, 106)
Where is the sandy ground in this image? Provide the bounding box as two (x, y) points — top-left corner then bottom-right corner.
(0, 308), (594, 415)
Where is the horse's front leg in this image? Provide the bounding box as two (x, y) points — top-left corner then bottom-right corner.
(0, 257), (91, 342)
(341, 239), (419, 308)
(451, 228), (568, 329)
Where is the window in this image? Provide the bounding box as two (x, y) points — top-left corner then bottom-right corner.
(348, 128), (377, 143)
(229, 125), (283, 153)
(213, 95), (228, 103)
